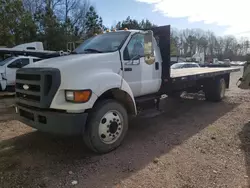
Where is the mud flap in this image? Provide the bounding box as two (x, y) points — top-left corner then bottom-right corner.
(238, 62), (250, 89)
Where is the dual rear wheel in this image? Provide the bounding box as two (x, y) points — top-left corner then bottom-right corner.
(204, 77), (226, 102)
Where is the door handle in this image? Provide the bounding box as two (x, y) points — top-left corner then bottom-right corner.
(124, 68), (132, 71)
(155, 62), (159, 70)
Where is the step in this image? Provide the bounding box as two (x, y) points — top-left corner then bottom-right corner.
(137, 108), (164, 119)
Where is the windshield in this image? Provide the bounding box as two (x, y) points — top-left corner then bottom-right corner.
(171, 63), (184, 69)
(74, 31), (130, 54)
(0, 57), (14, 66)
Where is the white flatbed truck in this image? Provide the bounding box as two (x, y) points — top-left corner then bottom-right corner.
(15, 25), (240, 153)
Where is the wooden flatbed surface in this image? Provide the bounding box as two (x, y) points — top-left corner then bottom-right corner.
(171, 67), (240, 78)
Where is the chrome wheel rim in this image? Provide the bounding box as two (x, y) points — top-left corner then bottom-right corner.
(98, 110), (123, 144)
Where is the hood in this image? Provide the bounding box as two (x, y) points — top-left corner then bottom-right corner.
(25, 51), (122, 78)
(26, 52), (120, 69)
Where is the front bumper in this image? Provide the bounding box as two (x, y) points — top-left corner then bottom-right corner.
(16, 105), (88, 135)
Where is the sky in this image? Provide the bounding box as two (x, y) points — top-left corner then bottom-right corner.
(91, 0), (250, 38)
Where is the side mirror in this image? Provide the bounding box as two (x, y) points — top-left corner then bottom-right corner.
(131, 54), (141, 61)
(131, 55), (141, 65)
(144, 30), (155, 65)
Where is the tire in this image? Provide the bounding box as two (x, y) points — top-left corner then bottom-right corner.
(83, 99), (128, 154)
(204, 77), (226, 102)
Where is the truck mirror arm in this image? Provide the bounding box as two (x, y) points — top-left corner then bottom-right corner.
(125, 55), (141, 65)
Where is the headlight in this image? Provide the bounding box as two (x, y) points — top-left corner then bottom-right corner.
(65, 90), (92, 103)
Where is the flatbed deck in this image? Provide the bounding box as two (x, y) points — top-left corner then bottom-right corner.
(170, 67), (240, 80)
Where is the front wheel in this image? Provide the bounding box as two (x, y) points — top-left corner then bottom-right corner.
(83, 99), (128, 154)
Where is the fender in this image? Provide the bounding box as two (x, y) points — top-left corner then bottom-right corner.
(87, 73), (137, 115)
(50, 70), (136, 114)
(120, 78), (137, 114)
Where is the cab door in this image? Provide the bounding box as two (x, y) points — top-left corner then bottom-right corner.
(121, 33), (144, 97)
(141, 31), (162, 95)
(121, 32), (161, 97)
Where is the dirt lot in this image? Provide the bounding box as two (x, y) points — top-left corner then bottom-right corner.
(1, 69), (250, 188)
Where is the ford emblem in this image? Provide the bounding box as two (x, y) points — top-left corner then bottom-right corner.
(23, 84), (29, 90)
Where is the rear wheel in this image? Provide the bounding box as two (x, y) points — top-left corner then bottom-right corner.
(204, 77), (226, 102)
(83, 99), (128, 154)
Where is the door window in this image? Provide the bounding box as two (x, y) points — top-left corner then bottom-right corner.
(19, 59), (29, 67)
(124, 34), (144, 60)
(7, 58), (29, 68)
(33, 58), (42, 63)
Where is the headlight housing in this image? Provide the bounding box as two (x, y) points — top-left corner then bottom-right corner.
(65, 90), (92, 103)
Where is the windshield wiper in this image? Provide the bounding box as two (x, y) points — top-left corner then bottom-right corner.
(84, 48), (103, 53)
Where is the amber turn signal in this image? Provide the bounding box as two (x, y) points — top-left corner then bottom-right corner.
(65, 90), (92, 103)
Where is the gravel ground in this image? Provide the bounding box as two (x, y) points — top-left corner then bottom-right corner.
(1, 68), (250, 188)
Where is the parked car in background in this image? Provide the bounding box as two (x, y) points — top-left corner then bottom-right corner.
(0, 56), (42, 91)
(171, 62), (200, 69)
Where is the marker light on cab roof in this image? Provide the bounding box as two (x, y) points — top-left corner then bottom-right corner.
(124, 28), (128, 30)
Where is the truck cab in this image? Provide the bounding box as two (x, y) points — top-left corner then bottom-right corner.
(69, 29), (162, 97)
(0, 56), (41, 90)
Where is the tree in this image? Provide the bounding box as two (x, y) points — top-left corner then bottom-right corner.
(70, 0), (90, 36)
(22, 0), (43, 14)
(140, 19), (157, 29)
(85, 6), (104, 37)
(1, 0), (249, 61)
(22, 0), (91, 50)
(58, 0), (90, 36)
(170, 29), (180, 56)
(33, 1), (64, 50)
(116, 17), (156, 30)
(0, 0), (37, 46)
(116, 17), (140, 30)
